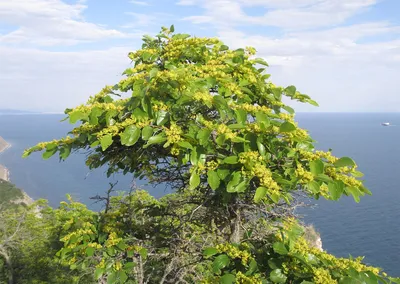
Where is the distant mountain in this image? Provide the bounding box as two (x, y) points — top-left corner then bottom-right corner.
(0, 109), (39, 115)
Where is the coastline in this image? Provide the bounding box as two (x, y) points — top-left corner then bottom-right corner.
(0, 135), (11, 182)
(0, 136), (34, 206)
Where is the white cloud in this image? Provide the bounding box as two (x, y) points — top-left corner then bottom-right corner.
(0, 0), (127, 46)
(177, 0), (400, 111)
(0, 45), (135, 112)
(181, 0), (378, 29)
(130, 0), (150, 5)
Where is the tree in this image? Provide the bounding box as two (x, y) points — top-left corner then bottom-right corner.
(25, 26), (399, 283)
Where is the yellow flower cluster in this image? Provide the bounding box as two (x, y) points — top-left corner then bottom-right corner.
(225, 82), (244, 97)
(295, 164), (314, 183)
(129, 48), (159, 61)
(87, 242), (102, 249)
(231, 103), (272, 114)
(239, 152), (280, 194)
(216, 124), (236, 139)
(245, 46), (257, 55)
(279, 113), (294, 121)
(299, 150), (339, 164)
(206, 161), (219, 171)
(235, 271), (262, 284)
(152, 101), (168, 112)
(60, 228), (94, 243)
(325, 167), (362, 188)
(216, 243), (252, 265)
(320, 184), (330, 198)
(291, 236), (382, 279)
(245, 123), (261, 133)
(193, 91), (213, 104)
(165, 123), (183, 144)
(105, 232), (122, 248)
(313, 268), (337, 284)
(163, 37), (219, 58)
(96, 259), (106, 269)
(113, 261), (123, 271)
(87, 85), (114, 104)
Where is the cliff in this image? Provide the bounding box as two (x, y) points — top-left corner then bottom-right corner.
(0, 136), (9, 153)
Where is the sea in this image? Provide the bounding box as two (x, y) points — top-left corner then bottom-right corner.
(0, 113), (399, 275)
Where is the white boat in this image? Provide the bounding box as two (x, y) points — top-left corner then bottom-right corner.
(381, 122), (390, 126)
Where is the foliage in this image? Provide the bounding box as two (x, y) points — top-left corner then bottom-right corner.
(20, 25), (399, 283)
(0, 180), (24, 209)
(0, 199), (86, 284)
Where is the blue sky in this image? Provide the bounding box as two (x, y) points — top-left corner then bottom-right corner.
(0, 0), (399, 112)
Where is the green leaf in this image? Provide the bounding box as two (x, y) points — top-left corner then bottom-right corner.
(95, 268), (104, 280)
(255, 112), (270, 126)
(212, 254), (230, 274)
(144, 135), (167, 148)
(227, 172), (241, 193)
(334, 157), (356, 168)
(142, 52), (152, 61)
(107, 272), (118, 284)
(59, 146), (71, 160)
(273, 242), (288, 255)
(156, 110), (169, 126)
(310, 159), (324, 175)
(223, 156), (238, 164)
(119, 271), (128, 283)
(253, 57), (269, 66)
(282, 105), (295, 114)
(86, 247), (95, 257)
(217, 169), (230, 181)
(149, 67), (158, 79)
(316, 174), (332, 183)
(254, 187), (267, 203)
(328, 182), (343, 201)
(269, 192), (280, 203)
(270, 269), (287, 283)
(235, 109), (247, 124)
(89, 107), (103, 125)
(43, 148), (57, 160)
(139, 248), (148, 259)
(220, 45), (229, 51)
(120, 125), (141, 146)
(177, 141), (193, 150)
(279, 122), (296, 132)
(170, 24), (175, 32)
(285, 86), (296, 96)
(100, 134), (113, 151)
(307, 99), (319, 106)
(207, 171), (220, 190)
(190, 172), (200, 190)
(69, 111), (87, 124)
(124, 262), (135, 269)
(203, 247), (218, 258)
(197, 128), (212, 146)
(235, 179), (248, 193)
(346, 186), (361, 203)
(307, 181), (320, 194)
(352, 170), (364, 178)
(142, 126), (153, 140)
(221, 274), (236, 284)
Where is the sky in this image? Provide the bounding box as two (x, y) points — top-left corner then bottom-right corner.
(0, 0), (399, 112)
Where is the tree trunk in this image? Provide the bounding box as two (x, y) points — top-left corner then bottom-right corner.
(1, 252), (14, 284)
(229, 207), (242, 243)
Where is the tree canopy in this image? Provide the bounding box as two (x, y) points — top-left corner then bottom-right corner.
(18, 26), (399, 283)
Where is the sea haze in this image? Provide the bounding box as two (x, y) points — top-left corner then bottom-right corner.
(0, 113), (399, 275)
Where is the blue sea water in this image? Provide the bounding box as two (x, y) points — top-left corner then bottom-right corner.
(0, 113), (399, 275)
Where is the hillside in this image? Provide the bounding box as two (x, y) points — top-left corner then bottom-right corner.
(0, 179), (24, 208)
